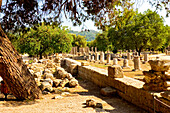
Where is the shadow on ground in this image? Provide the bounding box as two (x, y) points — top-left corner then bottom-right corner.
(75, 77), (147, 113)
(0, 94), (39, 107)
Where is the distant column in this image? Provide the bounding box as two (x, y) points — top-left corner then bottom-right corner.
(106, 53), (111, 64)
(133, 56), (141, 71)
(113, 58), (118, 65)
(100, 52), (104, 64)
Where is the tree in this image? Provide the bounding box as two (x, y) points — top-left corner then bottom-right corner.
(108, 9), (168, 55)
(95, 31), (113, 52)
(71, 34), (87, 50)
(18, 23), (73, 59)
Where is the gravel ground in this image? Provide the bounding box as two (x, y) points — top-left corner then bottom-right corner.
(0, 79), (146, 113)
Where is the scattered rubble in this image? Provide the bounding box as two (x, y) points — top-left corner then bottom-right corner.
(27, 55), (79, 95)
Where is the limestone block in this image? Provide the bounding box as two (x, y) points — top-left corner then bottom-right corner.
(60, 78), (69, 87)
(33, 72), (41, 78)
(44, 73), (54, 79)
(100, 87), (117, 96)
(43, 78), (53, 85)
(65, 73), (73, 80)
(108, 65), (124, 78)
(70, 64), (78, 75)
(81, 61), (89, 66)
(39, 82), (53, 92)
(148, 60), (170, 72)
(69, 78), (78, 87)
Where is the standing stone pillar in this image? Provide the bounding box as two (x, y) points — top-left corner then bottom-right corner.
(95, 52), (99, 61)
(91, 47), (93, 53)
(133, 56), (141, 71)
(91, 56), (95, 62)
(95, 47), (97, 53)
(144, 53), (148, 62)
(87, 55), (91, 61)
(106, 53), (111, 64)
(100, 52), (104, 64)
(127, 52), (131, 60)
(75, 46), (78, 55)
(113, 58), (118, 65)
(122, 59), (130, 69)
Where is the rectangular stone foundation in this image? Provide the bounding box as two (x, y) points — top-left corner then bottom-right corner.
(62, 58), (170, 112)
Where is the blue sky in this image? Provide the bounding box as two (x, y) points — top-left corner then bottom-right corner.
(62, 2), (170, 31)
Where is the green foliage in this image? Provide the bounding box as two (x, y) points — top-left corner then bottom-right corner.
(69, 30), (98, 41)
(94, 31), (113, 52)
(108, 9), (169, 54)
(71, 34), (87, 49)
(10, 23), (73, 58)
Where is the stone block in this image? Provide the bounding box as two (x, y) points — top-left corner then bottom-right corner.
(81, 61), (89, 66)
(100, 87), (117, 96)
(108, 65), (124, 78)
(148, 60), (170, 72)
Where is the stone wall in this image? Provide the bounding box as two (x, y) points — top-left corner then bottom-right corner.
(62, 58), (170, 112)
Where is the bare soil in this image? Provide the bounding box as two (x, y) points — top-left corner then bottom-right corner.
(0, 78), (146, 113)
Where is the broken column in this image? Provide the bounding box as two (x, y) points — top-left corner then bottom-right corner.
(113, 58), (118, 65)
(106, 53), (111, 65)
(144, 53), (148, 63)
(122, 59), (130, 69)
(133, 56), (141, 71)
(100, 52), (104, 64)
(95, 47), (97, 53)
(143, 60), (170, 91)
(127, 52), (131, 60)
(95, 52), (99, 62)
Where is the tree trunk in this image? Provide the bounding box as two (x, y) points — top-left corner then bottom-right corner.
(0, 26), (41, 100)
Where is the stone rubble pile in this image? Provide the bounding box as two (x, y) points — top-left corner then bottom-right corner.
(27, 56), (79, 95)
(143, 60), (170, 91)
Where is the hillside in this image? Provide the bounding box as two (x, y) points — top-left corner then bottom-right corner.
(69, 30), (98, 41)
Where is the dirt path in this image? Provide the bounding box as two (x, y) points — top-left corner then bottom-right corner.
(0, 78), (146, 113)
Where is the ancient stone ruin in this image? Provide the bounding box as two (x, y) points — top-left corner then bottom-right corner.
(143, 60), (170, 91)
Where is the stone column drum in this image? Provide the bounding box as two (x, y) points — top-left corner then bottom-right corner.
(113, 58), (118, 65)
(95, 52), (99, 61)
(106, 53), (111, 64)
(144, 53), (148, 62)
(127, 52), (131, 60)
(133, 56), (141, 71)
(122, 59), (130, 69)
(100, 52), (104, 63)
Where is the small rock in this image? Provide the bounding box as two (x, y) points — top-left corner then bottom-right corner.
(61, 92), (70, 96)
(52, 96), (63, 99)
(86, 99), (96, 107)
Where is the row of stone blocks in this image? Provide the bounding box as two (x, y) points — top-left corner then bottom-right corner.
(62, 58), (170, 112)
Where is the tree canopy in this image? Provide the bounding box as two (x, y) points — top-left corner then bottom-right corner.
(108, 9), (169, 55)
(1, 0), (169, 32)
(11, 23), (73, 58)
